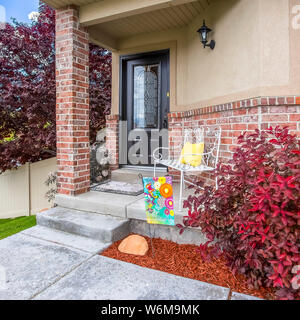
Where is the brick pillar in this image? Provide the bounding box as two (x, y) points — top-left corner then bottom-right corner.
(106, 115), (119, 171)
(168, 112), (184, 182)
(56, 6), (90, 195)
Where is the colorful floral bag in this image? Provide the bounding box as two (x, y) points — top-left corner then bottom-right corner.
(142, 176), (174, 226)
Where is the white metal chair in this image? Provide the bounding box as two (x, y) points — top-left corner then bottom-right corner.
(153, 126), (221, 211)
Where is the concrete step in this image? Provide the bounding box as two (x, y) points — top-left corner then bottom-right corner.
(55, 191), (143, 218)
(36, 207), (130, 243)
(53, 185), (205, 245)
(111, 168), (165, 182)
(21, 226), (110, 254)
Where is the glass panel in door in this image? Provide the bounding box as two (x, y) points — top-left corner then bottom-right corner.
(133, 64), (159, 129)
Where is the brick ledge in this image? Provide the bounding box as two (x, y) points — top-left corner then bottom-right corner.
(168, 96), (300, 119)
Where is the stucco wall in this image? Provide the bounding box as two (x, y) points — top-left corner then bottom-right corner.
(110, 0), (299, 114)
(185, 0), (291, 108)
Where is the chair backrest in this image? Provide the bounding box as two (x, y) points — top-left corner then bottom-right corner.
(183, 128), (204, 144)
(182, 126), (221, 168)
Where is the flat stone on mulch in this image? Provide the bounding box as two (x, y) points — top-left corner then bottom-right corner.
(34, 255), (230, 300)
(118, 234), (149, 256)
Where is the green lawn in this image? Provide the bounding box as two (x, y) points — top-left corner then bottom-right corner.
(0, 216), (36, 240)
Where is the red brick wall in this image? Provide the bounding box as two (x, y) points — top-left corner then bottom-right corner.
(168, 96), (300, 182)
(106, 115), (119, 171)
(56, 6), (90, 195)
(105, 96), (299, 183)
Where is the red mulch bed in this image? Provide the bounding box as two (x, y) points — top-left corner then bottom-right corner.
(101, 235), (276, 300)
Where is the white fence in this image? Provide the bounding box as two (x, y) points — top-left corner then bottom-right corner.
(0, 157), (57, 219)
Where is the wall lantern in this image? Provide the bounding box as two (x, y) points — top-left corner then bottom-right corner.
(197, 20), (215, 50)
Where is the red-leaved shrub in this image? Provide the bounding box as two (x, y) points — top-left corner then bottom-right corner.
(178, 127), (300, 300)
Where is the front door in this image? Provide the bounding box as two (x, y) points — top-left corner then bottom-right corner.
(120, 50), (169, 167)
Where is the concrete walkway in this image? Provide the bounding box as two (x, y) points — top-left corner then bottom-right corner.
(0, 229), (260, 300)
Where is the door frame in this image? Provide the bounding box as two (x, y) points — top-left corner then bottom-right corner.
(119, 49), (170, 169)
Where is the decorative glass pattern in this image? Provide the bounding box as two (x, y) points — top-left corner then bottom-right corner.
(133, 64), (159, 129)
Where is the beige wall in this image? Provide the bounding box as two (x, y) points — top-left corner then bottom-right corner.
(186, 0), (291, 108)
(0, 163), (30, 219)
(0, 158), (57, 219)
(107, 0), (299, 114)
(289, 0), (300, 96)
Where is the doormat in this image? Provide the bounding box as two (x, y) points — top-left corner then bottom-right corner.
(91, 181), (144, 196)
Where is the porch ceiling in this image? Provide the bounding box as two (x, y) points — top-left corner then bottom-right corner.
(92, 1), (208, 38)
(87, 0), (210, 50)
(44, 0), (211, 50)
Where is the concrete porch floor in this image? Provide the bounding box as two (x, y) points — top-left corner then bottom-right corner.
(54, 188), (203, 244)
(56, 183), (193, 221)
(56, 168), (194, 222)
(55, 168), (207, 244)
(55, 169), (201, 244)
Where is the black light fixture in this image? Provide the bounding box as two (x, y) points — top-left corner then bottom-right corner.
(197, 20), (215, 50)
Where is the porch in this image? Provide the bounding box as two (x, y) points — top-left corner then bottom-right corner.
(52, 0), (219, 197)
(46, 0), (299, 199)
(40, 0), (300, 245)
